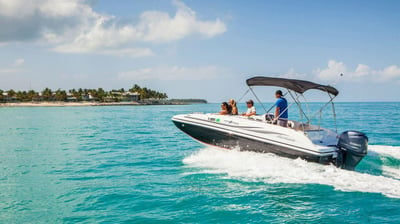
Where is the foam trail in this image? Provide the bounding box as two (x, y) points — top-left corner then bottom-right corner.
(183, 146), (400, 198)
(368, 145), (400, 160)
(382, 166), (400, 180)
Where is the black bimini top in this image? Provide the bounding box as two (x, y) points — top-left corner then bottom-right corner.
(246, 76), (339, 96)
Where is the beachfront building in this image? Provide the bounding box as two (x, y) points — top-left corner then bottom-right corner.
(81, 93), (97, 101)
(2, 92), (18, 102)
(122, 92), (140, 102)
(103, 91), (140, 102)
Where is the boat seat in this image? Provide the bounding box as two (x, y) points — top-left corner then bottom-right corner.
(288, 120), (308, 130)
(264, 113), (274, 122)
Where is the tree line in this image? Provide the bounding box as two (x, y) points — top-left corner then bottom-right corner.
(0, 84), (168, 102)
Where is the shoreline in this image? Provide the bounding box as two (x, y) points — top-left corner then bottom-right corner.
(0, 101), (190, 107)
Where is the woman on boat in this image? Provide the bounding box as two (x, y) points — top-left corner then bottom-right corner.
(220, 102), (231, 115)
(229, 99), (238, 115)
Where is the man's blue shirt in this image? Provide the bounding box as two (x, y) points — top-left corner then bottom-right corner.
(275, 97), (288, 119)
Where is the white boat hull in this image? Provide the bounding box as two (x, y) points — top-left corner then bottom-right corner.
(172, 113), (339, 165)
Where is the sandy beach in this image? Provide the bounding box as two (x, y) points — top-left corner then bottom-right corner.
(0, 101), (141, 107)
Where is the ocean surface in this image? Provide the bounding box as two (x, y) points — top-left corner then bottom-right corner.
(1, 102), (399, 223)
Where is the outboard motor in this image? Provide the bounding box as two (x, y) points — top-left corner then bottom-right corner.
(337, 131), (368, 170)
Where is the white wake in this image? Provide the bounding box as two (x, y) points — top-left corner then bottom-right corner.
(183, 145), (400, 198)
(369, 145), (400, 160)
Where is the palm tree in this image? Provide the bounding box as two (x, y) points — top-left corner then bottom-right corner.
(77, 88), (83, 101)
(68, 89), (81, 101)
(16, 91), (29, 101)
(42, 88), (53, 101)
(97, 88), (106, 102)
(141, 87), (149, 99)
(54, 89), (67, 101)
(7, 89), (16, 97)
(27, 90), (38, 101)
(6, 89), (16, 102)
(129, 84), (142, 93)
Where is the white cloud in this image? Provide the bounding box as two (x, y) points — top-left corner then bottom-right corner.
(313, 60), (346, 81)
(380, 65), (400, 80)
(13, 58), (25, 67)
(0, 0), (98, 42)
(0, 58), (24, 74)
(353, 64), (371, 78)
(279, 68), (308, 80)
(0, 0), (83, 18)
(0, 0), (226, 57)
(138, 0), (226, 42)
(0, 0), (36, 18)
(95, 48), (154, 58)
(39, 0), (93, 18)
(118, 65), (229, 81)
(314, 60), (400, 83)
(0, 68), (22, 74)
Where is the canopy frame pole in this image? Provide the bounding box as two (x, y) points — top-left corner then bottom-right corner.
(288, 90), (310, 124)
(237, 88), (250, 103)
(308, 92), (337, 132)
(293, 92), (308, 132)
(300, 93), (311, 125)
(310, 94), (337, 121)
(329, 93), (338, 133)
(249, 87), (268, 113)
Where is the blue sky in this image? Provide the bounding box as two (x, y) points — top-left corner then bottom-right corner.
(0, 0), (399, 102)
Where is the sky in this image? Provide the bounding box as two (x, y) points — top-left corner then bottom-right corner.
(0, 0), (399, 102)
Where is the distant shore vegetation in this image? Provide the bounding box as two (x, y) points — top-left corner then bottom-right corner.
(0, 84), (207, 105)
(168, 99), (208, 104)
(0, 84), (167, 103)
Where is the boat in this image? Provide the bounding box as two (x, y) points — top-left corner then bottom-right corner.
(172, 76), (368, 170)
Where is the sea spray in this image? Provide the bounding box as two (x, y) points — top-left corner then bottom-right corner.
(369, 145), (400, 160)
(183, 146), (400, 198)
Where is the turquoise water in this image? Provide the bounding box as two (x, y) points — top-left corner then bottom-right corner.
(0, 103), (399, 223)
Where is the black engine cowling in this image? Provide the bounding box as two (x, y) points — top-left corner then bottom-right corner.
(336, 131), (368, 170)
